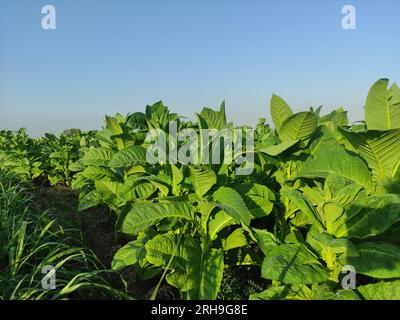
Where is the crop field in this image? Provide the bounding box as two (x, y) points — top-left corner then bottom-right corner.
(1, 78), (400, 300)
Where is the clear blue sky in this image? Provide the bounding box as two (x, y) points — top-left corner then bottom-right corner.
(0, 0), (399, 136)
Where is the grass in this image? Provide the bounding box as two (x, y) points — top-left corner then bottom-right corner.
(0, 169), (130, 300)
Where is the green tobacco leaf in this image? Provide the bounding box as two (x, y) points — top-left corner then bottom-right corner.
(208, 210), (236, 240)
(312, 232), (357, 256)
(81, 147), (113, 166)
(365, 79), (400, 130)
(78, 190), (102, 211)
(321, 201), (344, 233)
(105, 116), (124, 135)
(333, 194), (400, 239)
(297, 145), (373, 189)
(335, 289), (361, 300)
(341, 242), (400, 279)
(234, 183), (275, 218)
(307, 125), (339, 158)
(199, 104), (227, 130)
(95, 180), (121, 203)
(109, 146), (147, 168)
(281, 189), (323, 229)
(258, 140), (299, 156)
(145, 233), (192, 292)
(261, 243), (330, 284)
(249, 285), (307, 300)
(146, 234), (224, 299)
(332, 182), (363, 208)
(189, 165), (217, 197)
(117, 180), (157, 203)
(389, 82), (400, 103)
(146, 178), (170, 196)
(112, 239), (147, 271)
(82, 166), (114, 180)
(126, 112), (147, 130)
(96, 129), (115, 148)
(212, 187), (253, 225)
(252, 228), (279, 254)
(170, 164), (183, 195)
(126, 165), (147, 175)
(278, 112), (318, 142)
(338, 128), (400, 181)
(186, 248), (225, 300)
(270, 94), (293, 131)
(145, 101), (172, 128)
(145, 233), (187, 271)
(133, 182), (157, 199)
(250, 284), (336, 300)
(119, 202), (195, 235)
(223, 228), (248, 251)
(320, 108), (348, 127)
(358, 280), (400, 300)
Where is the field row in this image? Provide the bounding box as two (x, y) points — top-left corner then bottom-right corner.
(1, 78), (400, 300)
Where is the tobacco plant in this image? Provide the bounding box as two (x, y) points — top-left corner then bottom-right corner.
(2, 78), (400, 300)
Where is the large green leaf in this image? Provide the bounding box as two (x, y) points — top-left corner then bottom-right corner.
(145, 233), (188, 272)
(250, 285), (306, 300)
(112, 239), (147, 271)
(132, 182), (157, 199)
(208, 210), (236, 240)
(312, 232), (357, 256)
(145, 233), (193, 292)
(281, 189), (324, 228)
(145, 233), (224, 299)
(250, 284), (337, 300)
(307, 125), (338, 155)
(320, 108), (348, 127)
(82, 166), (114, 180)
(105, 116), (124, 135)
(258, 140), (299, 156)
(189, 165), (217, 197)
(261, 243), (330, 284)
(252, 228), (279, 253)
(389, 82), (400, 103)
(365, 79), (400, 130)
(186, 248), (225, 299)
(119, 201), (195, 235)
(145, 101), (172, 128)
(81, 147), (113, 166)
(270, 94), (293, 131)
(170, 164), (183, 195)
(95, 180), (121, 203)
(297, 145), (373, 189)
(223, 228), (248, 251)
(109, 146), (147, 168)
(278, 112), (318, 142)
(199, 102), (227, 130)
(333, 194), (400, 239)
(234, 183), (275, 218)
(341, 242), (400, 279)
(212, 187), (253, 225)
(357, 280), (400, 300)
(339, 128), (400, 180)
(77, 190), (102, 211)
